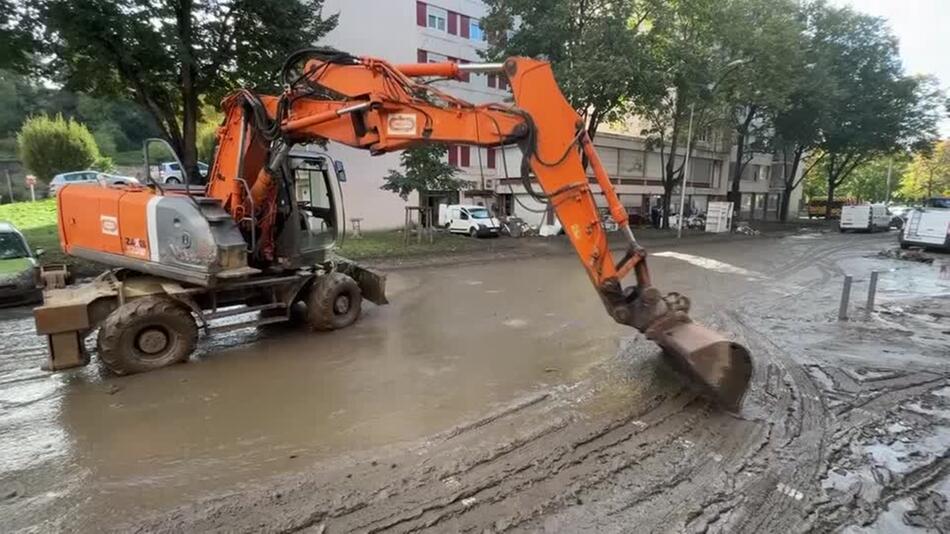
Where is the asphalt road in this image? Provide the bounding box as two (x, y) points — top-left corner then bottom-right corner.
(1, 229), (948, 533)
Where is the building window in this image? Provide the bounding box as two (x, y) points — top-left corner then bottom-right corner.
(469, 19), (485, 41)
(487, 148), (496, 169)
(427, 5), (447, 32)
(487, 73), (497, 88)
(448, 11), (458, 35)
(446, 145), (471, 168)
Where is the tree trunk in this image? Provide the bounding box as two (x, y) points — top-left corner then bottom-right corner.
(780, 148), (803, 222)
(729, 105), (757, 215)
(662, 95), (684, 230)
(826, 164), (837, 220)
(176, 0), (200, 185)
(662, 185), (673, 231)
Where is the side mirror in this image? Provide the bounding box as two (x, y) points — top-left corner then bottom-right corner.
(333, 160), (347, 183)
(35, 249), (45, 257)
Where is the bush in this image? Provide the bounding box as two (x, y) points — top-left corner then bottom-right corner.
(16, 114), (103, 182)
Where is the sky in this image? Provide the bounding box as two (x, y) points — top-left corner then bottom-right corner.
(830, 0), (950, 137)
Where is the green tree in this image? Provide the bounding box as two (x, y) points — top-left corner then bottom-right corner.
(900, 141), (950, 200)
(382, 146), (471, 201)
(0, 0), (37, 72)
(16, 114), (105, 182)
(38, 0), (337, 183)
(482, 0), (656, 142)
(718, 0), (804, 211)
(807, 5), (943, 210)
(196, 107), (224, 162)
(634, 0), (737, 228)
(843, 155), (908, 202)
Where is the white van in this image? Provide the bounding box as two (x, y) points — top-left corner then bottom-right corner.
(839, 204), (890, 232)
(900, 198), (950, 250)
(439, 204), (501, 237)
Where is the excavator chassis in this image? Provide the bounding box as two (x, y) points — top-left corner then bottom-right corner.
(34, 260), (386, 374)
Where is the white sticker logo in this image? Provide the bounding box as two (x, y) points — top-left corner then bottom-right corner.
(100, 215), (119, 236)
(386, 113), (417, 137)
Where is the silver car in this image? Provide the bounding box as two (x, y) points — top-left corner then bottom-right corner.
(0, 222), (43, 307)
(157, 161), (209, 184)
(48, 170), (139, 196)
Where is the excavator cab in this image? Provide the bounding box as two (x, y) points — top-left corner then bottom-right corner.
(275, 147), (347, 268)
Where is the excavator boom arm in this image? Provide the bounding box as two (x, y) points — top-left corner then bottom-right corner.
(207, 52), (752, 410)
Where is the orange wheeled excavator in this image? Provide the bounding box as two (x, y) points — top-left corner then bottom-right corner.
(34, 49), (752, 410)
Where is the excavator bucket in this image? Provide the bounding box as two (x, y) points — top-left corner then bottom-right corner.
(648, 320), (752, 412)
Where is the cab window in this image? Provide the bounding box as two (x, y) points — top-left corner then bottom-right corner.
(294, 158), (335, 235)
(460, 210), (469, 220)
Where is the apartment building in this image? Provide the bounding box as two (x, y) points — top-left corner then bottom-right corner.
(318, 0), (803, 229)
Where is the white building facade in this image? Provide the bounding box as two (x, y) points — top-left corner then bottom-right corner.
(318, 0), (804, 229)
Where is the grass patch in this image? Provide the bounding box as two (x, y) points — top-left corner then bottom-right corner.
(337, 229), (490, 261)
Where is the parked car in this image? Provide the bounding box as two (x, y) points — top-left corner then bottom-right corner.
(439, 204), (502, 237)
(839, 204), (890, 232)
(48, 171), (139, 196)
(0, 222), (43, 307)
(157, 161), (209, 184)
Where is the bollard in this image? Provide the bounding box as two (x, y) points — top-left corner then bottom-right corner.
(838, 275), (852, 321)
(865, 271), (879, 316)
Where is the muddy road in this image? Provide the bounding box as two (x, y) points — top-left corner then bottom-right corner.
(1, 231), (948, 533)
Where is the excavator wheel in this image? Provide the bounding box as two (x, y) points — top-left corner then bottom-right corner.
(307, 272), (362, 331)
(97, 296), (197, 375)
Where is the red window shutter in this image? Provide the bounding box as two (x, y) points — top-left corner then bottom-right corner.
(499, 76), (508, 90)
(487, 73), (496, 88)
(460, 59), (470, 82)
(416, 2), (426, 26)
(460, 146), (471, 167)
(417, 49), (427, 63)
(460, 15), (470, 38)
(487, 148), (496, 169)
(448, 145), (458, 166)
(448, 12), (458, 35)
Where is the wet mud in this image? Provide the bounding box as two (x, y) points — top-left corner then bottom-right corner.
(1, 231), (948, 533)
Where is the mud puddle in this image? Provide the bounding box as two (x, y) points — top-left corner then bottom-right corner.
(0, 254), (626, 531)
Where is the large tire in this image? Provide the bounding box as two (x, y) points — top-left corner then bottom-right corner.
(307, 272), (362, 331)
(97, 296), (197, 375)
